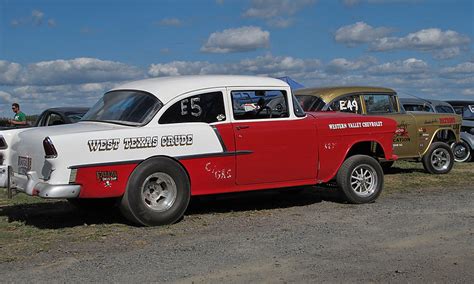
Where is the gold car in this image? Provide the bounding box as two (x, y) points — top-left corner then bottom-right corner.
(296, 87), (462, 174)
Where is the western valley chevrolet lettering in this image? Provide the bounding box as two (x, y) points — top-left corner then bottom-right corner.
(329, 121), (383, 130)
(161, 134), (193, 147)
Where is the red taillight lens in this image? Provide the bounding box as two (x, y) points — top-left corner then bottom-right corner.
(43, 137), (58, 159)
(0, 136), (7, 150)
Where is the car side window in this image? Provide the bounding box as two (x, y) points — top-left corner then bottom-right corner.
(435, 105), (454, 113)
(47, 113), (65, 126)
(159, 92), (226, 124)
(231, 90), (289, 120)
(327, 95), (362, 114)
(364, 94), (398, 114)
(453, 106), (463, 115)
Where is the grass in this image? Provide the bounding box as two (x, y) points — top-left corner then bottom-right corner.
(384, 160), (474, 193)
(0, 160), (472, 263)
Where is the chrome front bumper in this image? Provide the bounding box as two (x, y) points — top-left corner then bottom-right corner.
(0, 165), (81, 199)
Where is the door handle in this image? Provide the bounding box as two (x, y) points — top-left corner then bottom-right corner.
(236, 125), (250, 130)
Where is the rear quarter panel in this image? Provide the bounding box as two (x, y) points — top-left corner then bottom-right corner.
(310, 112), (397, 182)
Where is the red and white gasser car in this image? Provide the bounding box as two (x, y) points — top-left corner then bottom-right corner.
(0, 76), (397, 226)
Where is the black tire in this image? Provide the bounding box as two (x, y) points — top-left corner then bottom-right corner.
(120, 157), (190, 226)
(422, 142), (454, 174)
(336, 155), (384, 204)
(380, 161), (395, 172)
(450, 141), (471, 163)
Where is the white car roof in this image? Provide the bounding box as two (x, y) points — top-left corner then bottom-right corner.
(111, 75), (289, 104)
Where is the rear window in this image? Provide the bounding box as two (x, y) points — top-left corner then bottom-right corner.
(435, 105), (454, 114)
(295, 95), (325, 112)
(82, 90), (163, 126)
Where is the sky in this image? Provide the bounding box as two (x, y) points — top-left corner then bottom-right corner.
(0, 0), (473, 115)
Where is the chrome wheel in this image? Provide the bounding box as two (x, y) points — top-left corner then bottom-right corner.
(451, 142), (471, 162)
(350, 164), (377, 197)
(430, 148), (451, 171)
(141, 172), (177, 212)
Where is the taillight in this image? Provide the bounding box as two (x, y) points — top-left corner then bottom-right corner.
(43, 137), (58, 159)
(0, 136), (7, 150)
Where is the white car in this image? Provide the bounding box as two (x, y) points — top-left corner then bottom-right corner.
(0, 75), (397, 226)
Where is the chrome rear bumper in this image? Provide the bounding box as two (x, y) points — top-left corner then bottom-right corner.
(0, 165), (81, 199)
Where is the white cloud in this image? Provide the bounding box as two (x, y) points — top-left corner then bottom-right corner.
(0, 61), (22, 85)
(47, 19), (56, 27)
(462, 88), (474, 96)
(243, 0), (315, 18)
(371, 28), (470, 52)
(439, 62), (474, 82)
(10, 9), (56, 28)
(31, 10), (44, 26)
(201, 26), (270, 53)
(440, 62), (474, 75)
(367, 58), (429, 75)
(0, 91), (14, 103)
(335, 22), (393, 46)
(148, 61), (212, 77)
(342, 0), (422, 6)
(0, 58), (144, 86)
(158, 18), (182, 27)
(243, 0), (315, 27)
(326, 56), (377, 73)
(148, 54), (321, 77)
(335, 23), (470, 59)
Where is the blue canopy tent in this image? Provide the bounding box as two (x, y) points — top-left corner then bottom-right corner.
(277, 76), (305, 90)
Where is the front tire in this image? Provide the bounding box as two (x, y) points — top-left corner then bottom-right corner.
(451, 141), (471, 163)
(336, 155), (384, 204)
(422, 142), (454, 174)
(120, 157), (190, 226)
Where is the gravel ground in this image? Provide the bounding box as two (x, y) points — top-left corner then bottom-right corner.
(1, 186), (473, 283)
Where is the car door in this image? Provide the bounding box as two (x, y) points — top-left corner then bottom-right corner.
(362, 93), (418, 158)
(229, 88), (317, 185)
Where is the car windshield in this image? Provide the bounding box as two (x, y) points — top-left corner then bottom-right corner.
(66, 111), (88, 123)
(82, 90), (163, 126)
(464, 105), (474, 120)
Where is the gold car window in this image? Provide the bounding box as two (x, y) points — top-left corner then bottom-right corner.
(364, 94), (398, 114)
(328, 95), (362, 114)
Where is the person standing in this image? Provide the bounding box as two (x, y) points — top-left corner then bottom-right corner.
(9, 103), (27, 126)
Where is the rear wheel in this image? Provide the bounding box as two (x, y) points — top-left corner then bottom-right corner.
(336, 155), (384, 204)
(120, 157), (190, 226)
(422, 142), (454, 174)
(450, 141), (471, 163)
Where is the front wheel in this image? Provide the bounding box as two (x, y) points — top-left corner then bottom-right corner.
(336, 155), (384, 204)
(120, 157), (190, 226)
(451, 141), (471, 163)
(422, 142), (454, 174)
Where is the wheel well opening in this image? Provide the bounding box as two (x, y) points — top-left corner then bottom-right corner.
(433, 129), (456, 144)
(346, 141), (385, 160)
(141, 155), (192, 187)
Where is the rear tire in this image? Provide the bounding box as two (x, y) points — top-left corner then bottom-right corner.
(422, 142), (454, 174)
(450, 141), (471, 163)
(120, 157), (190, 226)
(336, 155), (384, 204)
